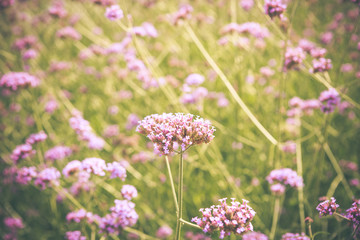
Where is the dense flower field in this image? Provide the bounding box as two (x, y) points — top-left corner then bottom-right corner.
(0, 0), (359, 239)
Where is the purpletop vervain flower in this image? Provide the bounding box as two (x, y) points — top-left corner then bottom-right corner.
(25, 131), (47, 145)
(136, 113), (215, 155)
(264, 0), (286, 19)
(81, 158), (107, 176)
(10, 144), (36, 164)
(45, 146), (72, 161)
(56, 26), (82, 40)
(65, 231), (86, 240)
(242, 231), (268, 240)
(191, 198), (256, 239)
(16, 166), (37, 185)
(62, 160), (82, 177)
(106, 162), (126, 180)
(156, 225), (173, 239)
(284, 47), (306, 70)
(4, 217), (24, 230)
(281, 232), (310, 240)
(316, 197), (339, 217)
(185, 73), (205, 86)
(0, 72), (40, 91)
(34, 167), (61, 190)
(311, 58), (332, 73)
(121, 185), (138, 200)
(266, 168), (304, 190)
(105, 5), (123, 21)
(318, 88), (340, 113)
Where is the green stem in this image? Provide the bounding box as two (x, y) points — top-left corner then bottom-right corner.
(270, 197), (281, 240)
(296, 120), (305, 233)
(180, 218), (201, 229)
(333, 212), (350, 221)
(165, 156), (179, 213)
(175, 151), (184, 240)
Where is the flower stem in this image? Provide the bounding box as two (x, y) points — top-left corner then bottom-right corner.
(165, 156), (179, 213)
(175, 151), (184, 240)
(333, 212), (350, 221)
(270, 197), (281, 240)
(296, 121), (305, 233)
(180, 218), (201, 229)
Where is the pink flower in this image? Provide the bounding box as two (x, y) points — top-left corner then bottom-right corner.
(105, 5), (123, 21)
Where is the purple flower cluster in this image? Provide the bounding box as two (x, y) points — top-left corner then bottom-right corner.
(311, 58), (332, 73)
(66, 209), (98, 223)
(191, 198), (256, 239)
(172, 4), (193, 25)
(3, 217), (24, 240)
(16, 166), (37, 185)
(156, 225), (173, 239)
(65, 231), (86, 240)
(266, 168), (304, 194)
(346, 200), (360, 226)
(126, 113), (140, 130)
(105, 5), (123, 21)
(45, 146), (72, 161)
(121, 184), (138, 200)
(281, 232), (310, 240)
(220, 22), (270, 39)
(34, 167), (61, 190)
(240, 0), (254, 11)
(12, 36), (37, 51)
(264, 0), (287, 19)
(136, 113), (215, 155)
(0, 0), (14, 8)
(62, 159), (126, 180)
(48, 1), (67, 18)
(25, 131), (47, 145)
(56, 26), (82, 40)
(0, 72), (40, 91)
(281, 141), (296, 154)
(131, 22), (158, 38)
(69, 111), (105, 150)
(316, 197), (339, 217)
(184, 232), (211, 240)
(99, 199), (138, 234)
(287, 96), (320, 117)
(318, 88), (340, 113)
(350, 0), (360, 6)
(284, 47), (306, 70)
(10, 144), (36, 164)
(242, 231), (268, 240)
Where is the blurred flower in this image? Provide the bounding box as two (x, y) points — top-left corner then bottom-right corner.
(240, 0), (254, 11)
(316, 197), (339, 217)
(16, 166), (37, 185)
(281, 141), (296, 154)
(105, 5), (123, 21)
(65, 231), (86, 240)
(45, 99), (58, 114)
(191, 198), (256, 239)
(25, 131), (47, 145)
(340, 63), (354, 73)
(11, 144), (36, 164)
(185, 73), (205, 86)
(172, 4), (193, 25)
(4, 217), (24, 230)
(264, 0), (286, 19)
(281, 232), (309, 240)
(22, 49), (38, 61)
(34, 167), (61, 190)
(137, 113), (215, 155)
(284, 47), (305, 70)
(311, 58), (332, 73)
(126, 113), (140, 130)
(13, 36), (37, 51)
(106, 161), (126, 180)
(266, 168), (304, 189)
(0, 0), (14, 8)
(45, 146), (72, 161)
(56, 26), (82, 40)
(242, 231), (268, 240)
(82, 158), (107, 176)
(320, 32), (333, 45)
(48, 0), (67, 18)
(132, 22), (158, 38)
(121, 185), (138, 200)
(270, 183), (286, 195)
(0, 72), (40, 91)
(318, 88), (340, 113)
(62, 160), (82, 177)
(156, 225), (173, 239)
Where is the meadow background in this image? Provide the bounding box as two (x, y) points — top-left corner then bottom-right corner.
(0, 0), (359, 239)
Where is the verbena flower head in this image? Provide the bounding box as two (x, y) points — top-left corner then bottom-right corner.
(185, 73), (205, 86)
(65, 231), (86, 240)
(311, 58), (332, 73)
(16, 166), (37, 185)
(106, 162), (126, 180)
(346, 200), (360, 225)
(25, 131), (47, 145)
(56, 26), (82, 40)
(121, 185), (138, 200)
(242, 231), (268, 240)
(264, 0), (286, 19)
(156, 225), (173, 239)
(316, 197), (339, 217)
(318, 88), (340, 113)
(4, 217), (24, 230)
(34, 167), (61, 190)
(100, 199), (138, 234)
(62, 160), (82, 177)
(281, 232), (310, 240)
(105, 4), (124, 21)
(136, 113), (215, 155)
(45, 146), (72, 161)
(81, 157), (107, 176)
(191, 198), (256, 239)
(0, 72), (40, 91)
(266, 168), (304, 190)
(284, 47), (306, 70)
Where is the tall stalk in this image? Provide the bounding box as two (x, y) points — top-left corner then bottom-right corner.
(175, 151), (184, 240)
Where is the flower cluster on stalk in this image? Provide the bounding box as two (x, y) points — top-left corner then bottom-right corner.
(266, 168), (303, 195)
(136, 113), (215, 155)
(316, 197), (339, 217)
(191, 198), (256, 239)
